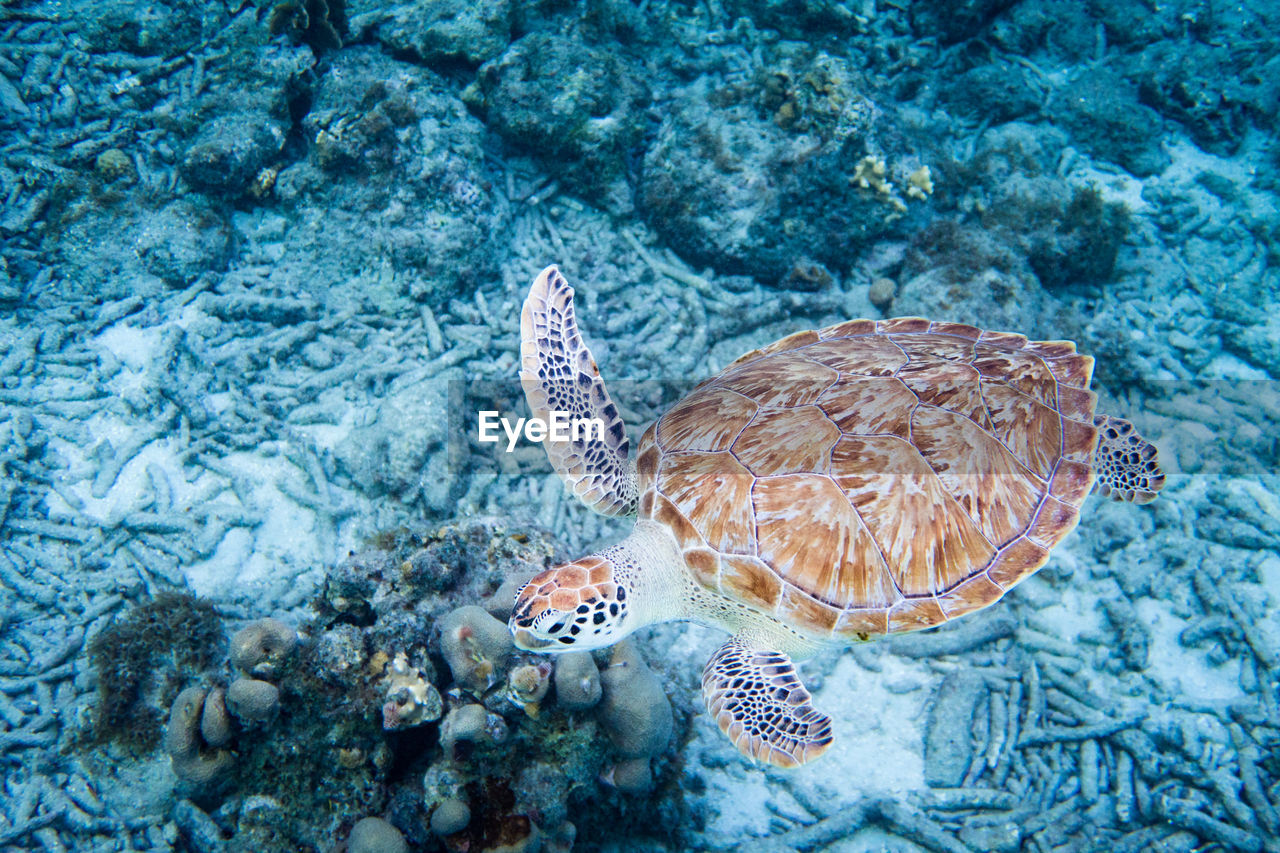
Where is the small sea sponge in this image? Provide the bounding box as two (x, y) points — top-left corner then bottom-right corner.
(230, 618), (297, 680)
(440, 703), (506, 759)
(597, 641), (672, 759)
(430, 798), (471, 836)
(439, 606), (512, 694)
(507, 663), (552, 717)
(165, 686), (233, 786)
(347, 816), (409, 853)
(868, 277), (896, 310)
(381, 652), (443, 730)
(95, 148), (135, 183)
(225, 678), (281, 725)
(199, 687), (233, 748)
(553, 651), (601, 711)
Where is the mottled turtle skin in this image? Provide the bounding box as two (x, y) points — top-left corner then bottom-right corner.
(634, 316), (1102, 641)
(510, 265), (1164, 768)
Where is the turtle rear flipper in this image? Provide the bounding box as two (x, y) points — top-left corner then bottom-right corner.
(1092, 415), (1165, 504)
(702, 638), (832, 768)
(521, 265), (637, 517)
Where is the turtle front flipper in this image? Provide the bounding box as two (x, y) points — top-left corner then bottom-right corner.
(520, 265), (637, 516)
(1092, 415), (1165, 504)
(702, 638), (832, 768)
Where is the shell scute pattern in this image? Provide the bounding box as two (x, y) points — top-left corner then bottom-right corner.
(641, 321), (1103, 639)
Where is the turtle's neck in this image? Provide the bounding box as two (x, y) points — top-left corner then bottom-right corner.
(608, 519), (690, 628)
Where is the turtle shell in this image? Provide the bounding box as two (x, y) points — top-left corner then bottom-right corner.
(634, 317), (1100, 639)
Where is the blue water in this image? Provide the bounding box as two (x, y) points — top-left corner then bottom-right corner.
(0, 0), (1277, 850)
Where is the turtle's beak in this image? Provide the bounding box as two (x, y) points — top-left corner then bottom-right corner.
(512, 627), (554, 651)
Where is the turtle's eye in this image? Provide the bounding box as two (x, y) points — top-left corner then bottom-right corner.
(534, 611), (578, 644)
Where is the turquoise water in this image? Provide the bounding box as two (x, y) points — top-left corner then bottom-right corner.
(1, 0), (1277, 850)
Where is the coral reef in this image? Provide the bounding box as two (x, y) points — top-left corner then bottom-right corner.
(268, 0), (348, 53)
(381, 652), (443, 730)
(78, 519), (690, 850)
(225, 677), (282, 725)
(430, 797), (471, 836)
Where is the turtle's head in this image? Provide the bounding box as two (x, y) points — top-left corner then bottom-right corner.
(509, 556), (630, 652)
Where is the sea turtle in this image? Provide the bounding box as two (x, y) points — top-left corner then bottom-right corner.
(509, 265), (1165, 767)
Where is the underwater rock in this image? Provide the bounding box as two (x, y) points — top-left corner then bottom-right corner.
(910, 0), (1018, 43)
(180, 115), (288, 196)
(923, 670), (987, 787)
(640, 50), (920, 282)
(939, 64), (1041, 124)
(961, 176), (1131, 292)
(231, 795), (294, 853)
(230, 618), (298, 680)
(281, 46), (502, 308)
(226, 678), (281, 725)
(553, 651), (602, 711)
(597, 641), (672, 759)
(333, 378), (452, 509)
(79, 0), (221, 54)
(897, 242), (1052, 335)
(354, 0), (511, 65)
(440, 605), (514, 695)
(1051, 70), (1170, 177)
(1133, 42), (1252, 155)
(1023, 186), (1131, 290)
(464, 32), (649, 205)
(133, 199), (234, 287)
(347, 816), (410, 853)
(722, 0), (857, 38)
